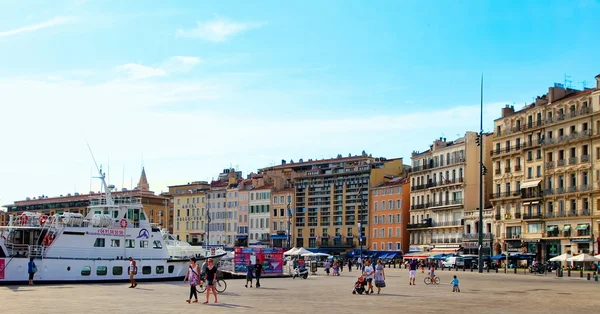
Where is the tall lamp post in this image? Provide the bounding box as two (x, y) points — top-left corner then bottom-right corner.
(358, 186), (366, 258)
(206, 203), (211, 250)
(477, 75), (485, 273)
(287, 196), (292, 249)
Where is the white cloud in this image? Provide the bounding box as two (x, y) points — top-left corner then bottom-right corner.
(115, 56), (201, 80)
(0, 16), (75, 37)
(115, 63), (167, 80)
(176, 17), (265, 42)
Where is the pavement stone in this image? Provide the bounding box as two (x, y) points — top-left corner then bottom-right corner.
(0, 267), (597, 314)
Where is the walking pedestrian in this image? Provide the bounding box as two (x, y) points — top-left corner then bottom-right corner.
(254, 259), (263, 288)
(409, 259), (417, 285)
(27, 257), (36, 285)
(348, 259), (353, 272)
(363, 260), (375, 294)
(245, 260), (254, 288)
(183, 257), (200, 303)
(357, 257), (362, 270)
(203, 258), (218, 304)
(374, 259), (386, 294)
(324, 260), (331, 276)
(128, 257), (137, 288)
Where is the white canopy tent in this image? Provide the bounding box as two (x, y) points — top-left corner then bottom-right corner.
(549, 253), (572, 262)
(284, 247), (299, 256)
(294, 247), (312, 256)
(567, 254), (600, 262)
(302, 252), (330, 257)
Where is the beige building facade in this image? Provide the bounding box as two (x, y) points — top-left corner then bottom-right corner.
(408, 132), (492, 255)
(492, 76), (600, 260)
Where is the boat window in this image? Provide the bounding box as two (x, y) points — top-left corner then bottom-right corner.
(94, 238), (105, 247)
(168, 265), (175, 274)
(111, 239), (120, 247)
(125, 239), (135, 248)
(153, 241), (162, 249)
(140, 240), (149, 248)
(140, 212), (146, 220)
(113, 211), (119, 219)
(94, 211), (101, 215)
(81, 266), (91, 276)
(113, 266), (123, 276)
(96, 266), (108, 276)
(156, 266), (164, 274)
(142, 266), (151, 275)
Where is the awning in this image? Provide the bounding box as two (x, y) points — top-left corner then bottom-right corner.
(431, 248), (460, 253)
(403, 252), (434, 259)
(522, 202), (531, 206)
(269, 235), (288, 240)
(545, 226), (558, 232)
(521, 180), (541, 189)
(576, 224), (589, 231)
(235, 235), (248, 239)
(562, 225), (571, 231)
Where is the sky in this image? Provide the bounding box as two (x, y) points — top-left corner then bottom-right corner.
(1, 0), (600, 206)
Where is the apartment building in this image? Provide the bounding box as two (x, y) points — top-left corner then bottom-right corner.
(236, 182), (251, 247)
(408, 133), (492, 255)
(492, 76), (600, 260)
(225, 183), (240, 248)
(270, 188), (294, 248)
(369, 176), (410, 253)
(173, 189), (207, 243)
(259, 154), (404, 252)
(248, 185), (272, 245)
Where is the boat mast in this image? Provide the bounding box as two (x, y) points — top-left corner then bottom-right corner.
(87, 143), (114, 206)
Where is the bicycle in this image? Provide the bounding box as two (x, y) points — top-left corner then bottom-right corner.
(424, 276), (440, 285)
(196, 279), (227, 293)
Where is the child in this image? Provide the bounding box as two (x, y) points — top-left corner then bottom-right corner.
(245, 260), (254, 288)
(452, 275), (460, 292)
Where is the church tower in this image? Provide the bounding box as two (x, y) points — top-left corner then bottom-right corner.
(136, 167), (150, 192)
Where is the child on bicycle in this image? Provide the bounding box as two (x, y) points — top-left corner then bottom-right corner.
(452, 275), (460, 292)
(429, 264), (436, 282)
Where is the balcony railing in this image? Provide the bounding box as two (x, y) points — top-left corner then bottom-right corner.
(505, 167), (511, 173)
(523, 212), (544, 220)
(410, 204), (426, 210)
(502, 233), (522, 239)
(514, 165), (522, 171)
(545, 107), (593, 126)
(408, 157), (467, 173)
(407, 221), (433, 229)
(495, 169), (501, 175)
(542, 129), (593, 147)
(545, 161), (555, 169)
(411, 184), (427, 191)
(522, 191), (543, 199)
(557, 159), (566, 166)
(490, 145), (522, 157)
(431, 220), (462, 227)
(462, 233), (493, 239)
(581, 155), (590, 162)
(490, 191), (520, 199)
(495, 214), (501, 220)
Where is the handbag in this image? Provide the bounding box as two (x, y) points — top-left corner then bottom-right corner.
(32, 266), (38, 273)
(375, 279), (386, 288)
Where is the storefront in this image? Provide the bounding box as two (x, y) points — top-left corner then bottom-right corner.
(523, 239), (541, 261)
(544, 240), (561, 261)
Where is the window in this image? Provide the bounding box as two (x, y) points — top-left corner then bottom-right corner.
(373, 228), (377, 238)
(168, 265), (175, 274)
(280, 196), (285, 204)
(396, 200), (402, 209)
(373, 243), (377, 250)
(142, 266), (151, 275)
(156, 266), (164, 274)
(388, 215), (392, 223)
(112, 266), (123, 276)
(81, 266), (91, 276)
(527, 167), (533, 179)
(94, 238), (105, 247)
(126, 239), (135, 248)
(111, 239), (120, 247)
(153, 240), (162, 249)
(374, 201), (378, 211)
(536, 166), (541, 177)
(273, 197), (278, 204)
(96, 266), (108, 276)
(528, 223), (542, 233)
(140, 240), (149, 248)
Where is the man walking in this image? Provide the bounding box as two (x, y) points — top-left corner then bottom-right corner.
(409, 259), (417, 285)
(254, 259), (263, 288)
(128, 257), (138, 288)
(357, 257), (362, 271)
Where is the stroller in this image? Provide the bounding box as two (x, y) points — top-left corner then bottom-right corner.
(352, 276), (367, 294)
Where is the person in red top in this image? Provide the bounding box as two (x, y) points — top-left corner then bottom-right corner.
(128, 257), (137, 288)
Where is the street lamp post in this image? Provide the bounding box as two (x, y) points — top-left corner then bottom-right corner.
(478, 75), (485, 273)
(287, 199), (292, 249)
(358, 186), (366, 259)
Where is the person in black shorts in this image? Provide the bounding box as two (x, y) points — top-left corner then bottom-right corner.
(254, 259), (263, 288)
(203, 258), (218, 304)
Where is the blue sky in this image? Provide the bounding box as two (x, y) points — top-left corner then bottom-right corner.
(1, 0), (599, 205)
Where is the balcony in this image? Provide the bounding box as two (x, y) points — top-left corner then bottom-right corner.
(495, 168), (501, 175)
(522, 191), (543, 199)
(523, 212), (544, 220)
(490, 145), (522, 157)
(490, 190), (520, 200)
(431, 238), (461, 244)
(495, 214), (501, 220)
(542, 129), (593, 147)
(523, 120), (544, 131)
(581, 155), (590, 163)
(505, 167), (511, 173)
(514, 165), (522, 171)
(407, 221), (432, 229)
(411, 184), (427, 191)
(502, 233), (522, 239)
(545, 161), (555, 169)
(431, 220), (462, 227)
(544, 107), (593, 127)
(462, 233), (493, 240)
(429, 199), (464, 209)
(429, 178), (464, 189)
(410, 204), (426, 210)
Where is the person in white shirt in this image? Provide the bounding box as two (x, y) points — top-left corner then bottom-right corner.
(357, 257), (362, 270)
(128, 257), (137, 288)
(363, 260), (375, 294)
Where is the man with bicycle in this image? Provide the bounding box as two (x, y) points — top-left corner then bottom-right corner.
(428, 263), (436, 283)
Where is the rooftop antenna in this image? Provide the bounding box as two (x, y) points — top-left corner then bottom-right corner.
(122, 164), (125, 191)
(86, 142), (113, 205)
(564, 74), (572, 89)
(578, 80), (588, 90)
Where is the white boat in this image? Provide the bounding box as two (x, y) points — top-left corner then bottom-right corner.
(0, 165), (225, 284)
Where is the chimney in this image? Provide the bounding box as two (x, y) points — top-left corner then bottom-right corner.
(281, 159), (287, 165)
(548, 86), (567, 103)
(501, 104), (514, 118)
(596, 74), (600, 89)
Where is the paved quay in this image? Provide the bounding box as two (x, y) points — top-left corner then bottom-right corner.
(1, 268), (597, 314)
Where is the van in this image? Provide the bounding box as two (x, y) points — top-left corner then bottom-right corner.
(442, 257), (458, 268)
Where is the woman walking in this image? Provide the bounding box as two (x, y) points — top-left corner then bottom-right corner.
(204, 258), (218, 304)
(183, 257), (200, 303)
(27, 257), (36, 285)
(374, 260), (386, 294)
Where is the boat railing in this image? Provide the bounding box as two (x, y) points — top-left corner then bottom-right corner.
(43, 246), (168, 260)
(167, 246), (208, 259)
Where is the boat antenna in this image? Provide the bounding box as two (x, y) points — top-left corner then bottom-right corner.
(87, 142), (114, 205)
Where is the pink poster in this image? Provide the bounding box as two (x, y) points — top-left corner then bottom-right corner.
(258, 248), (283, 274)
(0, 259), (5, 280)
(234, 247), (255, 273)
